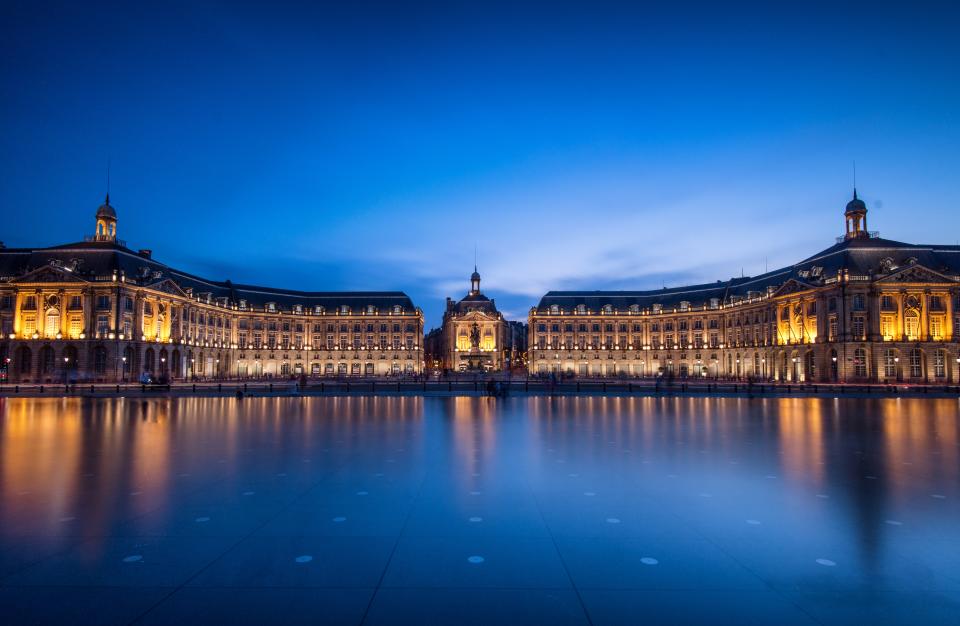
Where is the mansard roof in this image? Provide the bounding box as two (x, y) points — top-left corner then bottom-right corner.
(535, 236), (960, 313)
(0, 240), (418, 313)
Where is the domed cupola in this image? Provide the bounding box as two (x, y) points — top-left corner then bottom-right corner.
(470, 267), (481, 295)
(94, 194), (118, 242)
(843, 188), (868, 240)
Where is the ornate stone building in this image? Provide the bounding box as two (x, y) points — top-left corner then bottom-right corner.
(0, 197), (424, 383)
(529, 191), (960, 383)
(431, 268), (516, 372)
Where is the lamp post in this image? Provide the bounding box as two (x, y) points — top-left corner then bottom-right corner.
(894, 356), (901, 383)
(63, 356), (69, 386)
(121, 356), (127, 383)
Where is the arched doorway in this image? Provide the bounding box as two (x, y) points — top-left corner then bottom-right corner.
(804, 350), (816, 382)
(144, 348), (155, 373)
(93, 345), (108, 377)
(123, 346), (134, 380)
(15, 346), (32, 380)
(172, 349), (181, 380)
(39, 345), (56, 378)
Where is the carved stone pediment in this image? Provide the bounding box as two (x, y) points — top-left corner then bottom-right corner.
(456, 309), (497, 322)
(770, 278), (816, 298)
(876, 264), (953, 284)
(10, 264), (89, 284)
(146, 278), (189, 297)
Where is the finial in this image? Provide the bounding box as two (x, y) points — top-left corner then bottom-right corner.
(852, 159), (857, 199)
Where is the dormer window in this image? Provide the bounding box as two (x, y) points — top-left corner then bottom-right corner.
(576, 304), (587, 314)
(238, 299), (248, 310)
(629, 304), (640, 313)
(314, 305), (324, 315)
(266, 302), (277, 313)
(367, 305), (376, 315)
(679, 301), (690, 311)
(652, 303), (663, 313)
(709, 298), (719, 309)
(603, 304), (613, 313)
(392, 305), (402, 314)
(293, 304), (303, 314)
(550, 304), (560, 314)
(341, 305), (351, 315)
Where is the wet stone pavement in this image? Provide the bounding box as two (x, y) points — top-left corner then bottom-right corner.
(0, 395), (958, 625)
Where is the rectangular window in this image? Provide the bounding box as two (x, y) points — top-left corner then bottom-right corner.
(96, 315), (109, 336)
(880, 316), (894, 339)
(909, 350), (922, 378)
(934, 351), (945, 378)
(930, 317), (943, 339)
(23, 296), (37, 310)
(852, 316), (865, 339)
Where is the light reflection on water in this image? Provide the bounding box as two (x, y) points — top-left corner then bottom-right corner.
(0, 395), (958, 606)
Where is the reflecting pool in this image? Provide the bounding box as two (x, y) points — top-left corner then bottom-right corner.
(1, 396), (958, 624)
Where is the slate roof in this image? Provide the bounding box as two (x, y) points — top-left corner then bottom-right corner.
(0, 241), (418, 313)
(534, 236), (960, 313)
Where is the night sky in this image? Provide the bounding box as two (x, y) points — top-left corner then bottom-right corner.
(2, 1), (958, 327)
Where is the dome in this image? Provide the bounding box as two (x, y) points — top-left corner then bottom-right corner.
(845, 189), (866, 214)
(96, 194), (117, 220)
(470, 270), (481, 281)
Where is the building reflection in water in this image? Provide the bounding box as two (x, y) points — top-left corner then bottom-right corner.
(0, 395), (957, 575)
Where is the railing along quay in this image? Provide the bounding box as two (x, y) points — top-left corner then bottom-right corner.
(1, 379), (959, 397)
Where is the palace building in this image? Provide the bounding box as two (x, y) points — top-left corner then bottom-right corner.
(0, 197), (424, 383)
(427, 268), (523, 372)
(528, 190), (960, 383)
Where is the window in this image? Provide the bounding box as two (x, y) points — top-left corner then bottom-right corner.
(96, 315), (109, 336)
(854, 348), (867, 377)
(904, 314), (919, 340)
(884, 349), (897, 378)
(934, 350), (946, 378)
(44, 310), (59, 337)
(23, 296), (37, 310)
(828, 317), (838, 341)
(880, 316), (894, 339)
(930, 317), (943, 339)
(881, 295), (896, 311)
(909, 348), (922, 378)
(852, 316), (865, 340)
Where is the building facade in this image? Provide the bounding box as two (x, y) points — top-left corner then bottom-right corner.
(433, 269), (515, 372)
(528, 191), (960, 383)
(0, 197), (424, 383)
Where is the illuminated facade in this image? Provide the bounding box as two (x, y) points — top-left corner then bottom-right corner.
(432, 269), (517, 372)
(529, 191), (960, 383)
(0, 197), (424, 382)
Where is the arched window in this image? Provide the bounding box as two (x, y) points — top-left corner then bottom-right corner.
(144, 348), (155, 372)
(45, 309), (60, 337)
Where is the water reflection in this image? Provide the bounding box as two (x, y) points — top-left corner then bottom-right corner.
(0, 395), (958, 598)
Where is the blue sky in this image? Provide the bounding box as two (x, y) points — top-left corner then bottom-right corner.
(2, 1), (958, 326)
